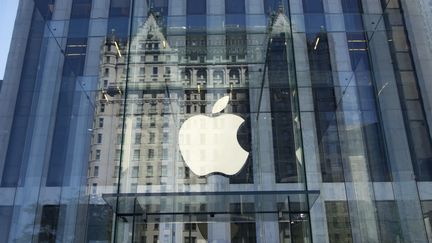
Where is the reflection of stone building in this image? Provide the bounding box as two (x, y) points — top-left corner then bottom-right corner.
(3, 0), (432, 242)
(87, 14), (252, 242)
(88, 13), (253, 194)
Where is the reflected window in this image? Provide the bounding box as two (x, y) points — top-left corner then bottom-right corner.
(229, 69), (239, 80)
(131, 183), (138, 192)
(132, 166), (139, 178)
(136, 117), (142, 128)
(97, 134), (103, 143)
(135, 133), (142, 144)
(114, 166), (120, 177)
(197, 69), (207, 81)
(161, 165), (167, 177)
(150, 116), (156, 127)
(92, 183), (97, 194)
(133, 150), (140, 160)
(115, 150), (121, 161)
(147, 166), (153, 177)
(163, 149), (168, 160)
(94, 166), (99, 177)
(185, 167), (190, 179)
(148, 149), (155, 159)
(149, 132), (156, 144)
(150, 104), (157, 114)
(95, 149), (101, 160)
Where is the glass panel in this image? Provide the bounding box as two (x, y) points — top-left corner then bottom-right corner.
(38, 205), (62, 243)
(279, 213), (311, 243)
(1, 0), (431, 242)
(325, 201), (353, 243)
(380, 0), (432, 181)
(111, 2), (307, 205)
(0, 206), (13, 243)
(422, 201), (432, 242)
(376, 201), (403, 243)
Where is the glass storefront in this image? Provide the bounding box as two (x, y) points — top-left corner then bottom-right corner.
(101, 5), (314, 241)
(1, 0), (432, 242)
(104, 191), (317, 242)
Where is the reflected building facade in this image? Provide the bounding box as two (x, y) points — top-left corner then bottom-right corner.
(1, 0), (432, 242)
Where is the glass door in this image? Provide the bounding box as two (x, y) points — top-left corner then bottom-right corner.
(125, 212), (311, 243)
(108, 193), (315, 243)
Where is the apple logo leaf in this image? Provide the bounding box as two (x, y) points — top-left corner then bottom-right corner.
(212, 96), (229, 114)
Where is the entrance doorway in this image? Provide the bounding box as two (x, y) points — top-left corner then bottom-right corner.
(105, 190), (318, 242)
(115, 211), (311, 243)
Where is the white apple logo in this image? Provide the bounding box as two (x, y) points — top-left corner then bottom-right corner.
(178, 96), (249, 176)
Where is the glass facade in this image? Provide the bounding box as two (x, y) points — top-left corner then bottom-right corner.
(0, 0), (432, 242)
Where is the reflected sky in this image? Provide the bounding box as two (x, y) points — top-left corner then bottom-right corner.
(0, 0), (18, 79)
